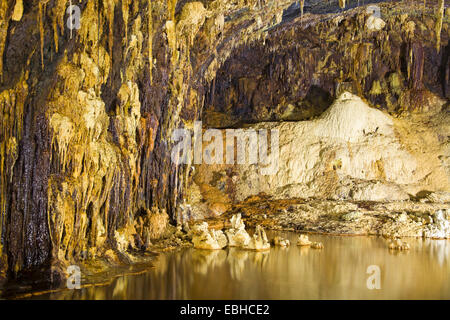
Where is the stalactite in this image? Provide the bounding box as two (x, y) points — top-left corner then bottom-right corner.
(104, 0), (115, 68)
(51, 0), (68, 53)
(339, 0), (346, 10)
(12, 0), (23, 22)
(300, 0), (304, 22)
(123, 0), (130, 45)
(435, 0), (444, 52)
(168, 0), (177, 21)
(52, 14), (59, 53)
(166, 0), (177, 67)
(148, 0), (153, 84)
(0, 76), (28, 263)
(57, 0), (68, 36)
(97, 0), (101, 67)
(39, 1), (45, 71)
(0, 1), (9, 82)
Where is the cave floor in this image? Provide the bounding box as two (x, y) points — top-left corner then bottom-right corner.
(201, 196), (450, 239)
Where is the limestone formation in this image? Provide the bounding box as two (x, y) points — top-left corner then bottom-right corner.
(0, 0), (448, 288)
(341, 211), (363, 222)
(191, 222), (228, 250)
(365, 6), (385, 32)
(225, 214), (251, 248)
(247, 226), (270, 251)
(388, 239), (411, 251)
(366, 15), (386, 31)
(297, 235), (312, 246)
(272, 236), (290, 247)
(424, 210), (450, 239)
(11, 0), (23, 22)
(194, 91), (449, 205)
(0, 0), (304, 282)
(311, 242), (324, 250)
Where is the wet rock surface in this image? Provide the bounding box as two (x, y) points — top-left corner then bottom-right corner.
(0, 0), (302, 286)
(0, 0), (448, 295)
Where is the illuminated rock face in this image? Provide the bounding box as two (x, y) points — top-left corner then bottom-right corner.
(194, 91), (449, 205)
(0, 0), (299, 281)
(0, 0), (448, 283)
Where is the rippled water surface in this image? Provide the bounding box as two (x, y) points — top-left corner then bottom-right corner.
(36, 232), (450, 299)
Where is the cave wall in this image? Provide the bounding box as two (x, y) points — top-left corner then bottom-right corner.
(0, 0), (301, 282)
(204, 1), (450, 127)
(0, 0), (448, 284)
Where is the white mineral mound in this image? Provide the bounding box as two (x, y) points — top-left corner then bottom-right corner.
(193, 91), (449, 205)
(314, 92), (393, 142)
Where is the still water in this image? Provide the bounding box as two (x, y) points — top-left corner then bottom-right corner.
(35, 232), (450, 299)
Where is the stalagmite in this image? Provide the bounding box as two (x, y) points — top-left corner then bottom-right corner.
(225, 214), (252, 247)
(388, 239), (410, 250)
(272, 236), (290, 247)
(247, 225), (270, 251)
(191, 222), (228, 250)
(297, 235), (312, 246)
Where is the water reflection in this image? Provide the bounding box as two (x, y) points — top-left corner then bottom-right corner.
(35, 233), (450, 299)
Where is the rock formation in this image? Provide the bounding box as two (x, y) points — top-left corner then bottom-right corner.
(0, 0), (300, 284)
(225, 214), (251, 248)
(311, 242), (324, 249)
(388, 239), (411, 251)
(191, 222), (227, 250)
(272, 236), (290, 247)
(0, 0), (448, 289)
(247, 225), (270, 251)
(425, 209), (450, 238)
(297, 235), (312, 246)
(194, 91), (449, 205)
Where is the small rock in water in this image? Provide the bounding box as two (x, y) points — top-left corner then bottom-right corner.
(388, 238), (410, 251)
(225, 214), (252, 247)
(191, 222), (228, 250)
(311, 242), (324, 249)
(297, 234), (312, 246)
(247, 225), (270, 251)
(272, 236), (290, 247)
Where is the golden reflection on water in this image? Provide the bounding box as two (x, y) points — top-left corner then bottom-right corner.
(38, 232), (450, 299)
